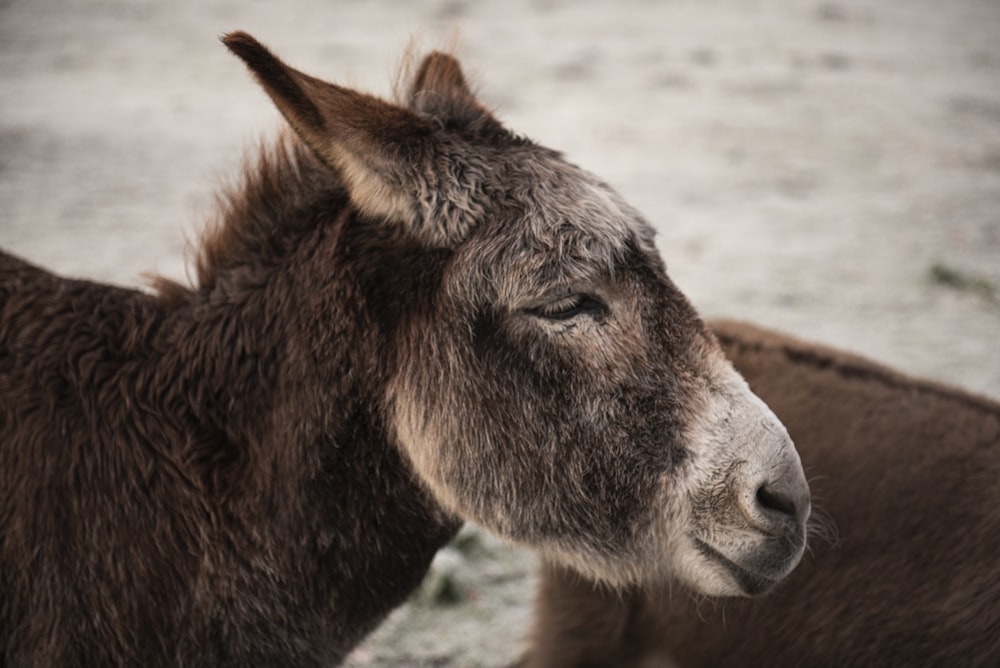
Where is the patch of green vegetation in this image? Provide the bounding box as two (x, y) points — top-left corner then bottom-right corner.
(928, 262), (998, 303)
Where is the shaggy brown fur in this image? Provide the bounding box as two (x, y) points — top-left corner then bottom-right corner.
(1, 35), (808, 665)
(0, 131), (459, 666)
(526, 319), (1000, 668)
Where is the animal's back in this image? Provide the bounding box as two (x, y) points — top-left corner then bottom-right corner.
(0, 250), (207, 664)
(529, 319), (1000, 668)
(0, 249), (164, 455)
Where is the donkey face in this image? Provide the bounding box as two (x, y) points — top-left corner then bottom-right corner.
(225, 34), (810, 597)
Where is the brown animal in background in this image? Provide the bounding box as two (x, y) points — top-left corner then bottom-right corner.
(526, 319), (1000, 668)
(0, 35), (809, 665)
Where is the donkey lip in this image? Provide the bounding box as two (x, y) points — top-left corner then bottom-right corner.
(692, 537), (781, 597)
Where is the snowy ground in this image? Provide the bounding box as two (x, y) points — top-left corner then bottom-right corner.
(2, 0), (998, 665)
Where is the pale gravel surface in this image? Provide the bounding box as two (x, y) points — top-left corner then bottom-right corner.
(2, 1), (998, 666)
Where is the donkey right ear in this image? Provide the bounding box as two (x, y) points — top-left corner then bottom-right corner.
(406, 51), (503, 134)
(223, 32), (437, 234)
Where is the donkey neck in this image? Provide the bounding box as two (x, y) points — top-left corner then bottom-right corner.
(151, 138), (461, 659)
(156, 136), (348, 445)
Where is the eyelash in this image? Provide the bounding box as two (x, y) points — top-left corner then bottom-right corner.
(530, 294), (607, 321)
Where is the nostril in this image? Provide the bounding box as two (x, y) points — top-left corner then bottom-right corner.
(756, 483), (798, 519)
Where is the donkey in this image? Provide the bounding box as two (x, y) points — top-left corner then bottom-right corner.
(0, 34), (810, 665)
(526, 319), (1000, 668)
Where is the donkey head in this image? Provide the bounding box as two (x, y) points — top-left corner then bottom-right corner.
(224, 33), (810, 597)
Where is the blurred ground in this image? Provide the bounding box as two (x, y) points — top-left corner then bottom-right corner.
(2, 0), (998, 665)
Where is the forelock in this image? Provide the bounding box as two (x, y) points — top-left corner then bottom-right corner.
(449, 148), (654, 304)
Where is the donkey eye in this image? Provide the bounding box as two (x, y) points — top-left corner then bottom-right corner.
(530, 295), (606, 321)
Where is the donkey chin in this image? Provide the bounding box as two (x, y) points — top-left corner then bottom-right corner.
(671, 367), (811, 598)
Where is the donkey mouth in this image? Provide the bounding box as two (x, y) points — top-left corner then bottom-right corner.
(692, 537), (795, 597)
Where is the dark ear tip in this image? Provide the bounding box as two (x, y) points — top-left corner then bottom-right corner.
(221, 31), (266, 60)
(423, 51), (462, 67)
(416, 51), (465, 82)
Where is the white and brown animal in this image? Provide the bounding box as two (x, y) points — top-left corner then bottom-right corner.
(526, 319), (1000, 668)
(0, 36), (809, 666)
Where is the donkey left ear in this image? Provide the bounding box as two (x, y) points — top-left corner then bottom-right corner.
(223, 32), (442, 239)
(406, 52), (502, 133)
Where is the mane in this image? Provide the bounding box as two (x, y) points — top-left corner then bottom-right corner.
(154, 130), (346, 303)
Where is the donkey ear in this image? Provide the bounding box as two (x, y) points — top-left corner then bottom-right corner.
(406, 52), (501, 133)
(223, 32), (435, 229)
